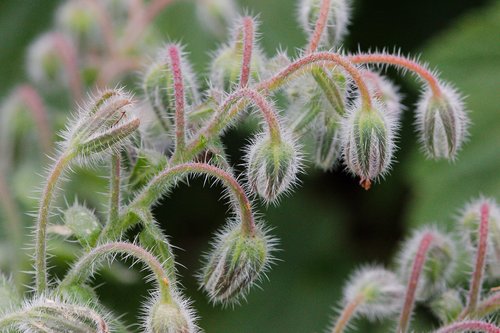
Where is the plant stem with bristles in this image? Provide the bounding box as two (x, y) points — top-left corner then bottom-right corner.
(307, 0), (331, 53)
(331, 294), (364, 333)
(436, 320), (500, 333)
(239, 17), (254, 88)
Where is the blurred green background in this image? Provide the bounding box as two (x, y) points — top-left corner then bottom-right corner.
(0, 0), (499, 332)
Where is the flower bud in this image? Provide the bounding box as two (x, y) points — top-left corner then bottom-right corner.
(146, 296), (197, 333)
(66, 89), (139, 158)
(341, 100), (396, 189)
(458, 197), (500, 279)
(199, 221), (275, 305)
(343, 267), (405, 320)
(398, 228), (457, 301)
(246, 133), (300, 203)
(299, 0), (351, 48)
(143, 47), (200, 132)
(416, 83), (468, 160)
(314, 111), (343, 170)
(64, 203), (102, 247)
(196, 0), (238, 38)
(429, 289), (463, 324)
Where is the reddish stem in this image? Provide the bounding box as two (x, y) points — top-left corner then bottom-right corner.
(239, 17), (255, 88)
(331, 294), (364, 333)
(436, 321), (500, 333)
(348, 53), (442, 97)
(473, 292), (500, 318)
(463, 203), (490, 316)
(307, 0), (331, 53)
(52, 33), (83, 102)
(397, 232), (435, 333)
(258, 52), (372, 109)
(168, 45), (186, 153)
(17, 85), (52, 154)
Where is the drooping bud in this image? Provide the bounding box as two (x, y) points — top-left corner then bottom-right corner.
(299, 0), (351, 48)
(459, 197), (500, 279)
(246, 133), (300, 203)
(199, 220), (275, 305)
(343, 267), (405, 320)
(64, 202), (102, 247)
(65, 88), (139, 158)
(416, 83), (468, 160)
(143, 46), (199, 133)
(397, 228), (457, 301)
(362, 71), (403, 119)
(196, 0), (238, 38)
(341, 100), (396, 189)
(146, 296), (198, 333)
(429, 289), (463, 324)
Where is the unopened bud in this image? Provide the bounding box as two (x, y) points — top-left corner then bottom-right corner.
(200, 221), (275, 305)
(429, 289), (463, 324)
(343, 267), (405, 320)
(416, 83), (468, 160)
(342, 100), (396, 189)
(299, 0), (351, 48)
(459, 197), (500, 279)
(146, 296), (197, 333)
(314, 111), (343, 170)
(64, 203), (102, 247)
(398, 228), (457, 300)
(246, 133), (300, 203)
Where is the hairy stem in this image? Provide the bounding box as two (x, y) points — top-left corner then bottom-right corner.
(436, 320), (500, 333)
(331, 294), (364, 333)
(307, 0), (331, 53)
(35, 150), (75, 293)
(59, 242), (172, 303)
(348, 53), (442, 97)
(107, 153), (121, 227)
(472, 292), (500, 318)
(168, 45), (187, 154)
(239, 16), (255, 88)
(397, 232), (434, 333)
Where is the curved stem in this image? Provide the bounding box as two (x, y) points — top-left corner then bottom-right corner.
(436, 321), (500, 333)
(168, 45), (187, 154)
(331, 294), (364, 333)
(59, 242), (172, 303)
(472, 292), (500, 318)
(258, 52), (372, 109)
(307, 0), (331, 53)
(239, 16), (255, 88)
(34, 150), (75, 293)
(397, 232), (434, 333)
(348, 53), (442, 97)
(130, 162), (255, 236)
(462, 202), (490, 317)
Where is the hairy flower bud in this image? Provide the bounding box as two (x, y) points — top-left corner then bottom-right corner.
(398, 228), (457, 300)
(143, 47), (199, 133)
(199, 221), (275, 305)
(64, 203), (102, 247)
(146, 296), (197, 333)
(416, 83), (468, 160)
(343, 267), (405, 320)
(246, 133), (300, 203)
(299, 0), (351, 47)
(429, 289), (463, 324)
(66, 89), (139, 158)
(196, 0), (238, 38)
(314, 111), (343, 170)
(459, 197), (500, 279)
(341, 100), (396, 189)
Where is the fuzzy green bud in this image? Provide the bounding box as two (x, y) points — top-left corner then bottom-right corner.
(313, 107), (343, 171)
(416, 84), (468, 160)
(246, 133), (300, 203)
(429, 289), (463, 324)
(200, 221), (275, 305)
(146, 297), (197, 333)
(64, 203), (102, 247)
(342, 101), (396, 189)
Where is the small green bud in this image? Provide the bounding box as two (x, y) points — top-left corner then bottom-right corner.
(342, 101), (396, 189)
(343, 267), (405, 320)
(299, 0), (351, 47)
(146, 297), (198, 333)
(416, 83), (468, 160)
(314, 110), (343, 171)
(200, 221), (275, 305)
(64, 203), (102, 247)
(429, 289), (463, 324)
(246, 133), (300, 203)
(398, 228), (457, 301)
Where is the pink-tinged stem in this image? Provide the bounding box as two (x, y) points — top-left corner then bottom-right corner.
(436, 321), (500, 333)
(258, 52), (372, 109)
(52, 33), (83, 101)
(471, 292), (500, 318)
(239, 17), (255, 88)
(331, 294), (364, 333)
(168, 45), (186, 153)
(463, 203), (490, 316)
(397, 232), (435, 333)
(348, 53), (442, 97)
(307, 0), (331, 53)
(17, 85), (52, 154)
